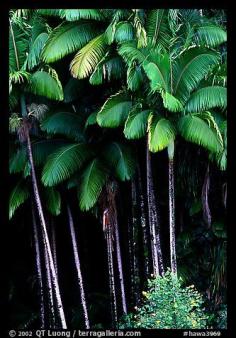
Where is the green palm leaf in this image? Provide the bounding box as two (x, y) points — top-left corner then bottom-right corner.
(161, 90), (184, 112)
(42, 22), (99, 63)
(85, 112), (98, 129)
(37, 9), (64, 17)
(43, 187), (61, 216)
(103, 142), (136, 181)
(97, 91), (132, 128)
(78, 158), (109, 211)
(40, 112), (84, 142)
(148, 114), (176, 152)
(185, 86), (227, 113)
(63, 9), (105, 21)
(9, 22), (29, 72)
(114, 22), (135, 43)
(124, 109), (151, 139)
(42, 143), (93, 186)
(146, 9), (171, 48)
(178, 114), (223, 153)
(9, 180), (29, 219)
(27, 32), (48, 70)
(70, 34), (107, 79)
(27, 70), (63, 101)
(127, 63), (143, 91)
(173, 47), (220, 102)
(195, 25), (227, 47)
(118, 41), (147, 65)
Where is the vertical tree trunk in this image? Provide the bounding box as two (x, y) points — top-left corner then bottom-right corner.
(32, 205), (45, 328)
(51, 218), (58, 278)
(168, 141), (177, 275)
(67, 204), (90, 329)
(25, 126), (67, 329)
(113, 212), (127, 315)
(137, 165), (150, 279)
(201, 164), (211, 228)
(103, 209), (118, 328)
(146, 139), (164, 276)
(131, 180), (141, 306)
(127, 218), (135, 306)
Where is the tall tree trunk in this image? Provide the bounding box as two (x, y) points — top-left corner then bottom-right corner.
(113, 212), (127, 315)
(67, 204), (90, 329)
(51, 218), (58, 278)
(201, 164), (211, 228)
(103, 209), (118, 328)
(23, 118), (67, 328)
(137, 165), (150, 279)
(146, 138), (164, 276)
(168, 141), (177, 275)
(131, 180), (141, 305)
(32, 205), (45, 328)
(127, 218), (135, 306)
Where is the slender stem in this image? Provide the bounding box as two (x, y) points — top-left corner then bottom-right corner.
(25, 125), (67, 329)
(201, 164), (211, 228)
(114, 212), (127, 314)
(67, 204), (90, 329)
(168, 157), (177, 274)
(32, 205), (45, 328)
(51, 219), (58, 279)
(9, 19), (20, 70)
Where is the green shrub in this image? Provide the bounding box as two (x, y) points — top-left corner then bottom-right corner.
(119, 270), (209, 329)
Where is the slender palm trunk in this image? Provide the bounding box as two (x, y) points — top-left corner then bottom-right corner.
(103, 210), (117, 328)
(131, 180), (141, 305)
(127, 218), (135, 305)
(67, 204), (90, 329)
(146, 139), (164, 276)
(201, 164), (211, 228)
(137, 165), (150, 279)
(25, 129), (67, 328)
(168, 141), (177, 275)
(51, 218), (58, 278)
(113, 212), (127, 315)
(32, 205), (45, 328)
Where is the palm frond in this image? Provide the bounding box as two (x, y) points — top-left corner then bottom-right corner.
(178, 114), (223, 153)
(27, 32), (48, 70)
(27, 70), (63, 101)
(195, 25), (227, 47)
(42, 143), (93, 186)
(97, 91), (132, 128)
(40, 112), (84, 142)
(9, 21), (29, 72)
(173, 47), (220, 102)
(185, 86), (227, 113)
(103, 142), (136, 181)
(42, 22), (99, 63)
(146, 9), (171, 49)
(118, 41), (147, 65)
(114, 22), (135, 43)
(43, 187), (61, 216)
(37, 9), (64, 17)
(70, 34), (107, 79)
(127, 63), (143, 91)
(161, 90), (184, 112)
(9, 180), (29, 219)
(85, 112), (98, 129)
(63, 9), (105, 21)
(78, 158), (109, 211)
(124, 109), (151, 139)
(148, 114), (176, 152)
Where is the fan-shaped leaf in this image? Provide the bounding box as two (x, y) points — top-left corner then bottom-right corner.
(40, 112), (84, 142)
(85, 112), (98, 129)
(78, 158), (109, 211)
(63, 9), (104, 21)
(178, 114), (223, 153)
(124, 109), (151, 139)
(43, 187), (61, 216)
(127, 64), (143, 91)
(27, 32), (48, 70)
(9, 180), (29, 219)
(146, 9), (171, 49)
(103, 142), (136, 181)
(42, 22), (99, 63)
(185, 86), (227, 113)
(9, 22), (29, 72)
(97, 91), (132, 128)
(161, 91), (184, 112)
(195, 25), (227, 47)
(118, 41), (147, 65)
(115, 22), (134, 43)
(27, 71), (63, 101)
(42, 143), (93, 186)
(70, 34), (107, 79)
(89, 55), (124, 85)
(148, 114), (176, 152)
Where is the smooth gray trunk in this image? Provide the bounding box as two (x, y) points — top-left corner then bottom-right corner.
(137, 165), (150, 279)
(201, 164), (211, 228)
(114, 213), (127, 315)
(168, 158), (177, 274)
(32, 205), (45, 328)
(67, 205), (90, 329)
(146, 140), (163, 276)
(25, 127), (67, 329)
(51, 219), (58, 278)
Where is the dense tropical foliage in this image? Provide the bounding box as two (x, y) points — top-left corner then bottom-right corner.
(8, 8), (227, 330)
